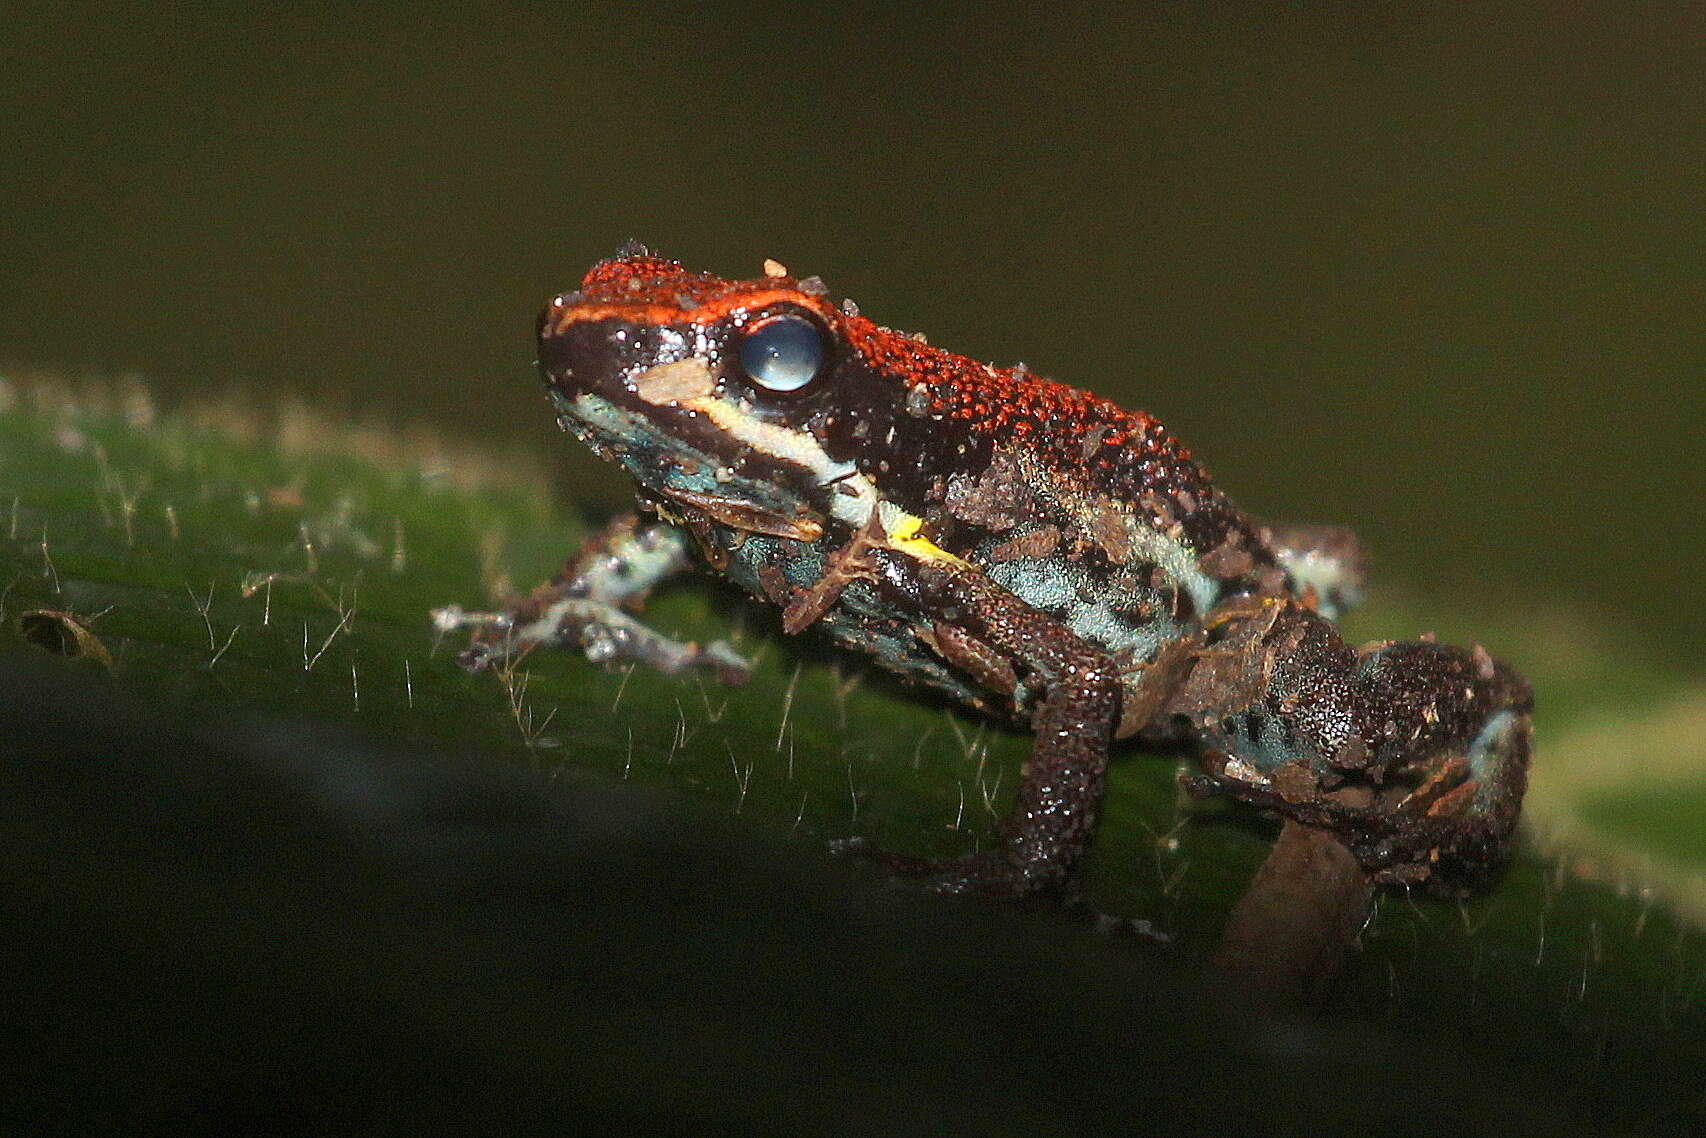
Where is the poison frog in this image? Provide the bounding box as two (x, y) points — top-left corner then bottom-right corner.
(440, 244), (1532, 898)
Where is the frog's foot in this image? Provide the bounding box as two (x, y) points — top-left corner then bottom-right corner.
(830, 839), (1065, 899)
(433, 599), (751, 683)
(1258, 522), (1368, 620)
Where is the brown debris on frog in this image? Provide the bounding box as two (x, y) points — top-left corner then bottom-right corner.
(943, 447), (1033, 532)
(988, 525), (1062, 563)
(1166, 595), (1287, 727)
(780, 507), (886, 635)
(654, 485), (825, 544)
(1114, 637), (1201, 739)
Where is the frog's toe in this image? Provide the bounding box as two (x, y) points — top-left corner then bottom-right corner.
(915, 852), (1041, 898)
(831, 840), (1060, 898)
(454, 641), (501, 674)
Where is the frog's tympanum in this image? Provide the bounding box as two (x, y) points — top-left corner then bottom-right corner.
(449, 245), (1532, 898)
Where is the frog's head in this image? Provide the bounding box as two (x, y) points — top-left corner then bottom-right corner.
(537, 244), (916, 544)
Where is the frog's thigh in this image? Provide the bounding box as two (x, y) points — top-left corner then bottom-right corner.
(1178, 596), (1532, 888)
(1260, 522), (1368, 619)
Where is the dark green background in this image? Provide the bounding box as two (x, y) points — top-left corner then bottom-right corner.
(6, 7), (1706, 1132)
(4, 3), (1701, 649)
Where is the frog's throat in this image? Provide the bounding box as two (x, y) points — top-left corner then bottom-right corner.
(567, 388), (964, 568)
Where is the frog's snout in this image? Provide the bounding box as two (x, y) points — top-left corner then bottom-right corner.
(536, 294), (571, 347)
(535, 308), (577, 394)
(536, 309), (626, 402)
(536, 293), (584, 385)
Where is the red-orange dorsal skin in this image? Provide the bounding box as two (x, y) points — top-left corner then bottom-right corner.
(567, 251), (1186, 479)
(835, 314), (1214, 500)
(544, 248), (1264, 577)
(551, 252), (840, 329)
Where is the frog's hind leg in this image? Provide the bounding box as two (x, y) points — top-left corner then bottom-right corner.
(844, 552), (1123, 897)
(433, 513), (750, 682)
(1175, 597), (1532, 892)
(1260, 523), (1368, 619)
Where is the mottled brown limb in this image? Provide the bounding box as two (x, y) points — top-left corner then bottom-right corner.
(780, 509), (885, 634)
(1207, 820), (1374, 1013)
(442, 512), (749, 682)
(919, 622), (1019, 703)
(856, 551), (1122, 895)
(528, 513), (692, 621)
(1171, 596), (1532, 891)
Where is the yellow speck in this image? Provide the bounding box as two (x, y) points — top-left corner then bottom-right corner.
(762, 258), (789, 279)
(888, 513), (969, 567)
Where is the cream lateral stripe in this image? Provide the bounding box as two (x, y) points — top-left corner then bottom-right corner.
(666, 390), (966, 566)
(686, 396), (876, 525)
(613, 361), (967, 566)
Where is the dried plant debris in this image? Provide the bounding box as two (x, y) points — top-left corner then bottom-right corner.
(18, 609), (113, 668)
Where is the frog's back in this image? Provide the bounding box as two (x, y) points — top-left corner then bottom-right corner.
(818, 318), (1287, 668)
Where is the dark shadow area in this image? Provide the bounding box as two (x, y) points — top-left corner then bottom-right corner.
(0, 652), (1595, 1135)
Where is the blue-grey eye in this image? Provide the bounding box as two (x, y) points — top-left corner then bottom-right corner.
(738, 314), (825, 393)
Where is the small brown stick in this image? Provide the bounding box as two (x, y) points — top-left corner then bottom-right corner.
(1207, 820), (1374, 1014)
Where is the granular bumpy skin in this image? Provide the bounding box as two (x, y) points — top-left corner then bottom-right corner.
(1172, 597), (1533, 891)
(837, 318), (1236, 537)
(468, 246), (1534, 899)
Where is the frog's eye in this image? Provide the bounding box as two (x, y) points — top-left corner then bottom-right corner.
(737, 313), (826, 394)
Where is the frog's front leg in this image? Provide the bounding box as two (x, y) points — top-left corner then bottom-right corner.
(433, 513), (750, 682)
(862, 550), (1123, 897)
(1173, 596), (1532, 891)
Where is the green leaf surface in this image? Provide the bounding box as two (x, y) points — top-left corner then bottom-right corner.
(3, 376), (1703, 1134)
(1586, 788), (1706, 867)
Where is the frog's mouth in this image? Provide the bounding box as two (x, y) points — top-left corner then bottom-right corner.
(549, 384), (834, 543)
(540, 311), (856, 516)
